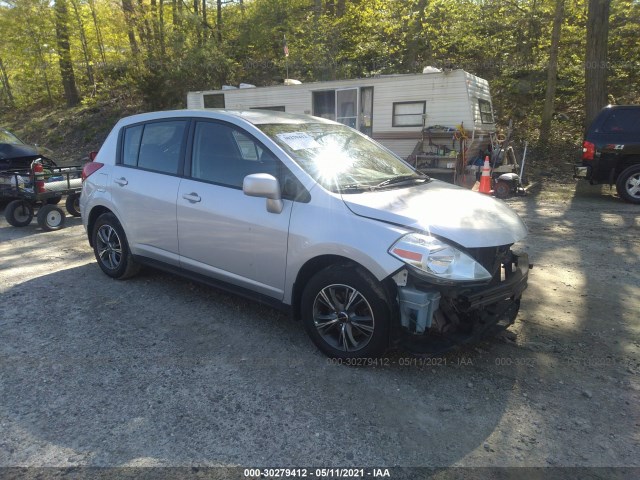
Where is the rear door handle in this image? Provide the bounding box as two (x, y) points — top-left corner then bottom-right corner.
(182, 192), (201, 203)
(114, 177), (128, 186)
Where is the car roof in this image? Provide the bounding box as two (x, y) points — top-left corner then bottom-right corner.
(118, 109), (337, 127)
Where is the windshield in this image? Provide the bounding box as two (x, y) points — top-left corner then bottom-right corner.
(0, 129), (25, 145)
(258, 122), (424, 193)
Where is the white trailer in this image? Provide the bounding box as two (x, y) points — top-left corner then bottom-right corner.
(187, 69), (496, 178)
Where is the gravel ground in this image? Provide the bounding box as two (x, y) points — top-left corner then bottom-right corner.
(0, 180), (638, 473)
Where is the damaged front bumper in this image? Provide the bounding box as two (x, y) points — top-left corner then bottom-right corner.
(394, 252), (530, 353)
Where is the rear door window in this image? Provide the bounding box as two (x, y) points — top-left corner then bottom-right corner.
(120, 120), (187, 175)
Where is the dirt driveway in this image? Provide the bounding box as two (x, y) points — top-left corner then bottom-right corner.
(0, 181), (638, 472)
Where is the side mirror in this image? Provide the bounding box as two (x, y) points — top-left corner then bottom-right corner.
(243, 173), (283, 214)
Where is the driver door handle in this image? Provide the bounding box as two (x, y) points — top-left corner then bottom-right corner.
(182, 192), (201, 203)
(114, 177), (128, 186)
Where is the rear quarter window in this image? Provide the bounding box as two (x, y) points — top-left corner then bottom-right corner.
(598, 109), (640, 134)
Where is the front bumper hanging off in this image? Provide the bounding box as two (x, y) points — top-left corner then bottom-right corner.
(395, 252), (530, 354)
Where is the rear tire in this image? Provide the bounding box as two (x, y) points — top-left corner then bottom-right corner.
(616, 164), (640, 204)
(37, 205), (66, 231)
(5, 200), (34, 227)
(92, 212), (140, 279)
(301, 264), (391, 360)
(65, 193), (81, 217)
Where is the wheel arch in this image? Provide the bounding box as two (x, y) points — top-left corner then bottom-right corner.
(291, 254), (397, 321)
(615, 155), (640, 177)
(86, 205), (113, 246)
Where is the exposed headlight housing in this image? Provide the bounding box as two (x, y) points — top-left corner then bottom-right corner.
(389, 233), (492, 283)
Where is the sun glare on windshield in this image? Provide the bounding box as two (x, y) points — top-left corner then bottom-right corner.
(311, 138), (354, 184)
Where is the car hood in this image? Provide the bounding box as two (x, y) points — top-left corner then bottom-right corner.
(0, 143), (39, 160)
(342, 180), (528, 248)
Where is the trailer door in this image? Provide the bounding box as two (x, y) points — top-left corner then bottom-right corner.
(359, 87), (373, 136)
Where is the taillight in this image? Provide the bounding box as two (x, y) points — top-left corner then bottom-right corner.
(82, 162), (104, 181)
(582, 141), (595, 161)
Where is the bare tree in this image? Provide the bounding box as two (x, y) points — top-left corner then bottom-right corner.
(585, 0), (611, 127)
(540, 0), (565, 144)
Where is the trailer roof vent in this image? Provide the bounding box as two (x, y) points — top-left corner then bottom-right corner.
(284, 78), (302, 85)
(239, 83), (256, 89)
(422, 66), (443, 74)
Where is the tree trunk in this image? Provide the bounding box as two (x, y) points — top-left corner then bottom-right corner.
(70, 0), (95, 86)
(585, 0), (611, 127)
(216, 0), (222, 42)
(336, 0), (345, 17)
(540, 0), (565, 145)
(88, 0), (107, 66)
(314, 0), (321, 17)
(405, 0), (428, 71)
(193, 0), (198, 14)
(137, 0), (153, 55)
(159, 0), (166, 57)
(55, 0), (80, 107)
(0, 57), (15, 107)
(172, 0), (180, 25)
(326, 0), (335, 16)
(122, 0), (139, 56)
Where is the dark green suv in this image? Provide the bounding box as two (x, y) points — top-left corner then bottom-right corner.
(575, 105), (640, 203)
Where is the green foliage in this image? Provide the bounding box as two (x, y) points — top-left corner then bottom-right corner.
(0, 0), (639, 156)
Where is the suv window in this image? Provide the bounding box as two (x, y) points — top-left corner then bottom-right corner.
(600, 109), (640, 133)
(191, 121), (279, 188)
(121, 120), (187, 174)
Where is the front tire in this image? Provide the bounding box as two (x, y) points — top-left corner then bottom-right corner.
(616, 164), (640, 204)
(92, 212), (140, 279)
(301, 264), (391, 359)
(36, 204), (66, 231)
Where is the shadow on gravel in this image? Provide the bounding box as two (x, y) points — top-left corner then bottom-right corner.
(499, 177), (639, 462)
(1, 262), (514, 467)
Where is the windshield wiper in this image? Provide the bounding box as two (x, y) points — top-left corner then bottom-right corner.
(338, 183), (372, 193)
(375, 174), (429, 189)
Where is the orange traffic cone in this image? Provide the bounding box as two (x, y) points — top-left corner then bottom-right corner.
(478, 156), (492, 195)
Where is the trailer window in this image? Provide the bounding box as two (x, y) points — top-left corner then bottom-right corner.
(392, 101), (425, 127)
(203, 93), (225, 109)
(478, 99), (494, 124)
(250, 106), (286, 112)
(312, 91), (336, 120)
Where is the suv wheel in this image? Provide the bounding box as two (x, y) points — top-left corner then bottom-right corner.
(92, 213), (140, 279)
(616, 164), (640, 204)
(301, 264), (391, 359)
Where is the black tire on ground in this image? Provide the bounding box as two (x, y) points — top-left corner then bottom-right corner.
(45, 196), (62, 205)
(36, 204), (66, 231)
(65, 193), (81, 217)
(493, 180), (512, 199)
(301, 264), (391, 359)
(91, 212), (140, 279)
(615, 164), (640, 204)
(5, 200), (34, 227)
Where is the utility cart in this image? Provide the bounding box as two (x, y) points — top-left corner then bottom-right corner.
(0, 157), (83, 231)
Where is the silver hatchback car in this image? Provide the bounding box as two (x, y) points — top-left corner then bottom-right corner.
(81, 109), (529, 359)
